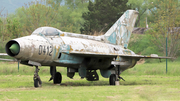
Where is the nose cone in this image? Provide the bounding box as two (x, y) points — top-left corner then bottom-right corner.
(9, 43), (20, 54)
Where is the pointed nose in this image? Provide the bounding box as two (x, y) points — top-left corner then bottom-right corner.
(9, 43), (20, 54)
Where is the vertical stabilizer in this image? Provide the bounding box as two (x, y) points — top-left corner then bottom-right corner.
(104, 10), (138, 48)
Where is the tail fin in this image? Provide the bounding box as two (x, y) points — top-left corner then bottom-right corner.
(104, 10), (138, 48)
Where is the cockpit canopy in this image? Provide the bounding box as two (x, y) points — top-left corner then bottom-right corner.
(32, 27), (62, 36)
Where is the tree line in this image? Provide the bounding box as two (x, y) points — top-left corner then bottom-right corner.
(0, 0), (179, 58)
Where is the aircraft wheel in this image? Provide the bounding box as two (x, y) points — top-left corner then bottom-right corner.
(53, 72), (62, 84)
(109, 74), (116, 85)
(34, 78), (42, 88)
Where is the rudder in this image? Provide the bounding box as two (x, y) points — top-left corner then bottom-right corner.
(104, 10), (139, 48)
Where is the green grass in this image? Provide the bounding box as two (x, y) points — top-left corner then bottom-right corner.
(0, 62), (67, 75)
(0, 75), (180, 101)
(0, 61), (180, 100)
(123, 60), (180, 76)
(0, 59), (179, 76)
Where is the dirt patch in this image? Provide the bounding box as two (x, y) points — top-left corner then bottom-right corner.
(134, 86), (144, 90)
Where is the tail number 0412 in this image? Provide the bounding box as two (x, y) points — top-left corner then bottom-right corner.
(39, 45), (53, 56)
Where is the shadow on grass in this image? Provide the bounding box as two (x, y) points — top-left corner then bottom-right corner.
(43, 80), (110, 86)
(120, 79), (163, 86)
(42, 79), (162, 87)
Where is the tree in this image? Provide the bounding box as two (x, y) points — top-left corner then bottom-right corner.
(80, 0), (130, 35)
(6, 18), (22, 39)
(0, 8), (8, 41)
(47, 0), (89, 33)
(10, 0), (89, 34)
(127, 0), (157, 27)
(21, 0), (59, 35)
(9, 0), (60, 36)
(0, 7), (9, 52)
(65, 0), (88, 8)
(0, 7), (5, 16)
(147, 0), (180, 58)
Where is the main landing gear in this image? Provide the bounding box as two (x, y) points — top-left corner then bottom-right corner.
(109, 65), (125, 85)
(53, 72), (62, 84)
(49, 66), (62, 84)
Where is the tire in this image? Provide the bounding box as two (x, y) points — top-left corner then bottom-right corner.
(109, 74), (116, 85)
(53, 72), (62, 84)
(34, 78), (41, 88)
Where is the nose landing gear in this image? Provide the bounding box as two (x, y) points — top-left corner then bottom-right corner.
(33, 66), (42, 88)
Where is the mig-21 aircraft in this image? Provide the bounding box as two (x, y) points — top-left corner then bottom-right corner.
(4, 10), (170, 87)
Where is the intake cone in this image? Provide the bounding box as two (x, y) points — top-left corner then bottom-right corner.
(9, 43), (20, 55)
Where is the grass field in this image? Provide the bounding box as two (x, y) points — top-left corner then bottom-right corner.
(0, 60), (180, 101)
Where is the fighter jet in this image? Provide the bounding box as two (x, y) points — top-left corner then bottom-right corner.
(5, 10), (170, 87)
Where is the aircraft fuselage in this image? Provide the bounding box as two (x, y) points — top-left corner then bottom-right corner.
(6, 33), (137, 70)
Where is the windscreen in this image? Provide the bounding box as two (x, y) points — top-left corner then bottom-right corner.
(32, 27), (62, 36)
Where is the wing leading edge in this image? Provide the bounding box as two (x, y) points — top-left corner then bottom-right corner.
(0, 53), (17, 61)
(64, 51), (171, 59)
(0, 53), (8, 56)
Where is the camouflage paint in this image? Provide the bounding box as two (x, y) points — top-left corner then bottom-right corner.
(6, 10), (140, 71)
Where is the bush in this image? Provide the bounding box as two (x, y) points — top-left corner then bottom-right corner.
(128, 34), (173, 63)
(129, 34), (160, 55)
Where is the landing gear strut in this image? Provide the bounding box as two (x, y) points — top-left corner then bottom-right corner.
(33, 66), (42, 88)
(109, 65), (125, 85)
(49, 66), (57, 81)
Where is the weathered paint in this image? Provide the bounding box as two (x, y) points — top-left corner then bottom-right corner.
(108, 32), (116, 44)
(60, 44), (71, 54)
(5, 9), (172, 84)
(5, 10), (140, 68)
(54, 53), (83, 65)
(104, 10), (138, 48)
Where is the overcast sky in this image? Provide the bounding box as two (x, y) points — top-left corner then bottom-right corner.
(0, 0), (36, 15)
